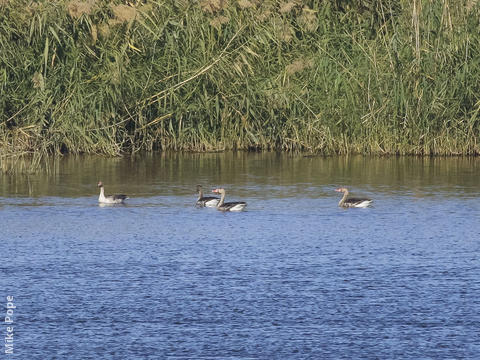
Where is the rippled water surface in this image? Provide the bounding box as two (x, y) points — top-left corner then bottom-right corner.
(1, 153), (480, 359)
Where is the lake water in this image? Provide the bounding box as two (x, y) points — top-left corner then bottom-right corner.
(1, 153), (479, 359)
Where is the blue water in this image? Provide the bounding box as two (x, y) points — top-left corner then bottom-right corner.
(1, 154), (480, 359)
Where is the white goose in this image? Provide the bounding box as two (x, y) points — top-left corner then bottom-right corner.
(335, 187), (372, 208)
(212, 188), (247, 212)
(97, 181), (128, 204)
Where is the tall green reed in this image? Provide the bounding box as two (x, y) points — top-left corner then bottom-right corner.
(0, 0), (479, 158)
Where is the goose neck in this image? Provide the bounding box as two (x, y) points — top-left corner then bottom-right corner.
(99, 186), (105, 201)
(338, 191), (348, 207)
(217, 191), (226, 207)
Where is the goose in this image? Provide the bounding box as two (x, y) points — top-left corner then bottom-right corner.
(335, 187), (372, 208)
(212, 188), (247, 212)
(97, 181), (128, 204)
(195, 185), (219, 207)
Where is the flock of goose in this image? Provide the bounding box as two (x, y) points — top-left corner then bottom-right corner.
(97, 181), (373, 210)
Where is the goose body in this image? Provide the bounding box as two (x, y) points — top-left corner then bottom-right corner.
(336, 187), (372, 208)
(98, 181), (128, 204)
(212, 188), (247, 212)
(195, 185), (219, 207)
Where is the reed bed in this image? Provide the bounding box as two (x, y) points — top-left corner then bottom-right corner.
(1, 0), (480, 157)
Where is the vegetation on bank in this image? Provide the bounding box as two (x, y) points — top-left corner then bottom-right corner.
(1, 0), (480, 156)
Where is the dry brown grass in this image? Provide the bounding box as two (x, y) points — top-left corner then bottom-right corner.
(237, 0), (255, 9)
(210, 15), (230, 29)
(279, 1), (299, 14)
(279, 23), (293, 42)
(298, 6), (317, 32)
(111, 4), (137, 22)
(285, 58), (313, 75)
(32, 72), (44, 90)
(2, 126), (42, 156)
(200, 0), (228, 14)
(67, 0), (97, 19)
(97, 23), (110, 39)
(466, 0), (478, 11)
(256, 8), (272, 22)
(90, 24), (98, 43)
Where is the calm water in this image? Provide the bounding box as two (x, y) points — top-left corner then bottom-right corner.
(1, 153), (479, 359)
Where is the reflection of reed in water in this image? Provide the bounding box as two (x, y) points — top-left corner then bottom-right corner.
(1, 153), (480, 199)
(0, 153), (51, 175)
